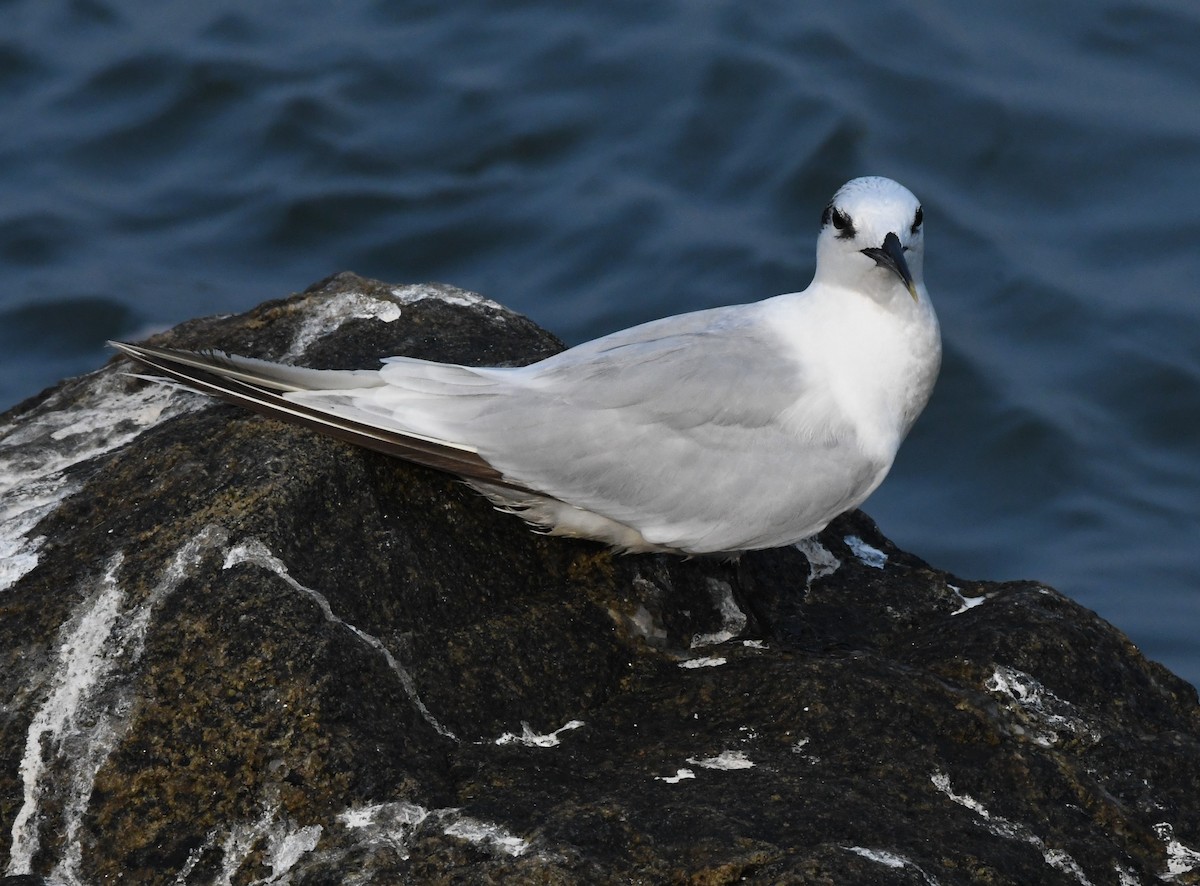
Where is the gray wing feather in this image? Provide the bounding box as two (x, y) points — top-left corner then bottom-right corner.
(475, 330), (869, 549)
(338, 304), (871, 550)
(107, 341), (525, 490)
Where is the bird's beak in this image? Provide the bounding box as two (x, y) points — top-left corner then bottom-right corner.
(861, 232), (918, 302)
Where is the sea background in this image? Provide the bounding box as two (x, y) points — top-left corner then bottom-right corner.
(2, 0), (1197, 688)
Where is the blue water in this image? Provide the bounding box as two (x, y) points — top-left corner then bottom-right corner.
(3, 1), (1198, 687)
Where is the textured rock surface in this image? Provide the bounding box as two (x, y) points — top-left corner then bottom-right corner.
(1, 272), (1198, 885)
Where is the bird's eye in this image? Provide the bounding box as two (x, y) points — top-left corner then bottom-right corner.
(911, 206), (923, 234)
(829, 208), (855, 238)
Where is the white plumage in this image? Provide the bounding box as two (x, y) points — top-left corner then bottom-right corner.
(112, 176), (940, 555)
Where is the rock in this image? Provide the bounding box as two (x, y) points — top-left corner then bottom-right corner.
(1, 271), (1198, 885)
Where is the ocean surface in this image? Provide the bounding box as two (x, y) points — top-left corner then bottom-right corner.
(2, 0), (1198, 687)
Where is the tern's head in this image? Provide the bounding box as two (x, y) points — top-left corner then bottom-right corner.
(813, 177), (925, 304)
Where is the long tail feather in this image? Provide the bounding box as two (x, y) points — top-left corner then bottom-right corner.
(108, 341), (532, 491)
(109, 342), (387, 392)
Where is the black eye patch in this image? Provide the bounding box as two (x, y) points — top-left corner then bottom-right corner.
(822, 205), (856, 239)
(911, 206), (923, 234)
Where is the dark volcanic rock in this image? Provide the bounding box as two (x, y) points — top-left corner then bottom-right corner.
(1, 272), (1198, 885)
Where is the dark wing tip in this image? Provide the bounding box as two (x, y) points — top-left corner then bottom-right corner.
(109, 337), (548, 498)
